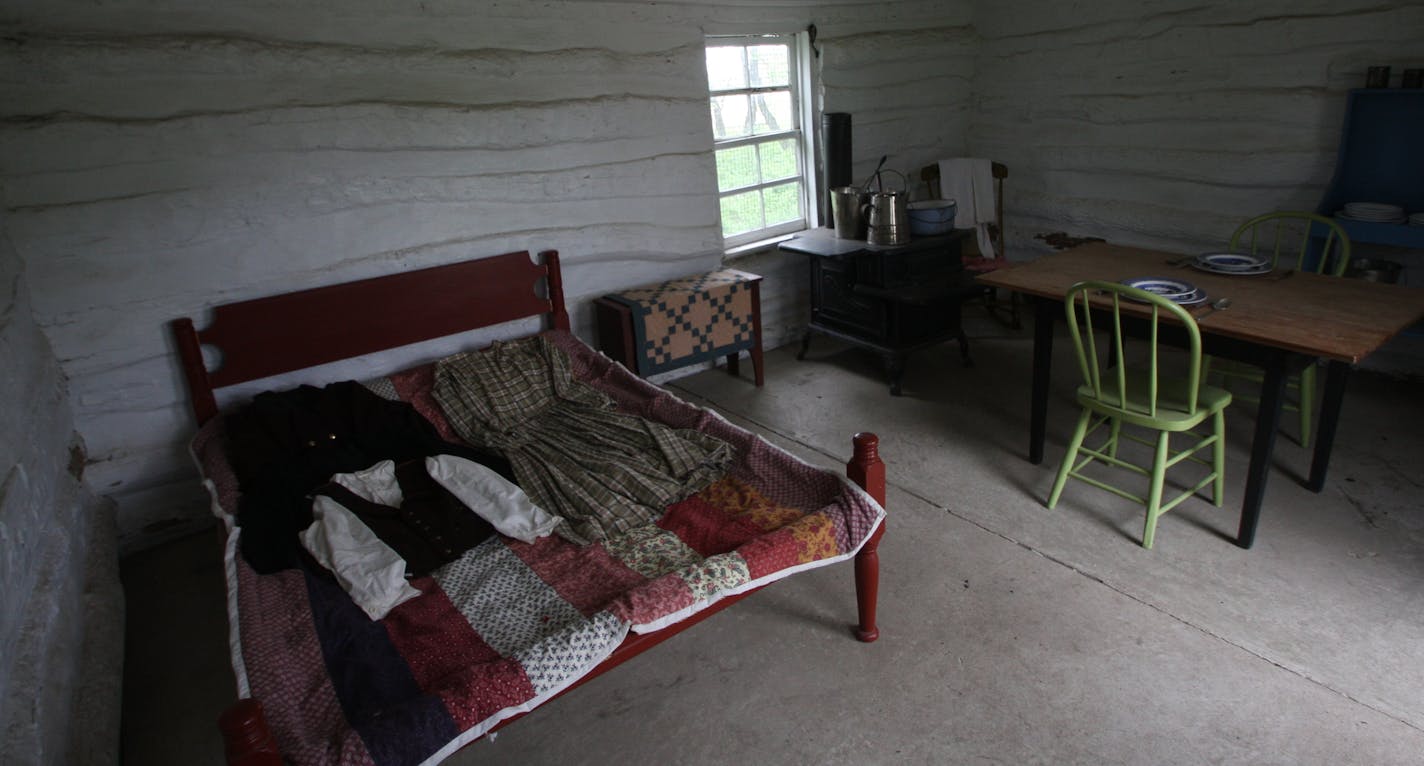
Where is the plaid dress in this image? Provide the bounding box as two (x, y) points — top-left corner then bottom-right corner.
(432, 335), (732, 545)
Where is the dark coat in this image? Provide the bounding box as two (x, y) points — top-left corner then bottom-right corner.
(224, 381), (514, 573)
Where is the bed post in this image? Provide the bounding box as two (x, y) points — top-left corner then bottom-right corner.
(171, 317), (219, 425)
(218, 699), (281, 765)
(540, 249), (571, 332)
(846, 432), (885, 643)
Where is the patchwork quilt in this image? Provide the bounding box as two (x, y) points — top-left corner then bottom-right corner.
(193, 331), (884, 766)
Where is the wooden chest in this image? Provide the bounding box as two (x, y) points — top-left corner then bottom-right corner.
(595, 269), (764, 385)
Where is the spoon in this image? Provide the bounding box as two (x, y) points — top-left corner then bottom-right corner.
(1197, 297), (1231, 320)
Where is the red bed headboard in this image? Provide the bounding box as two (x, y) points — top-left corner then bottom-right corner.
(171, 249), (569, 425)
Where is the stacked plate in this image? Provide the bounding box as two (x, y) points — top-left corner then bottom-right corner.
(1409, 212), (1424, 227)
(1191, 252), (1272, 275)
(1119, 277), (1209, 306)
(1337, 202), (1406, 224)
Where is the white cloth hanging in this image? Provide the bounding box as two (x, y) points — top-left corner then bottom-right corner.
(937, 158), (996, 257)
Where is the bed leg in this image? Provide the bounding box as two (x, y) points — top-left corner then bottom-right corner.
(218, 698), (282, 766)
(853, 524), (886, 642)
(846, 432), (885, 642)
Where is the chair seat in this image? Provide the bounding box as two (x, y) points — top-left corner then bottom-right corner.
(1077, 369), (1232, 431)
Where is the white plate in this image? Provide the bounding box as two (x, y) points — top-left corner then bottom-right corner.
(1121, 277), (1198, 299)
(1337, 211), (1407, 223)
(1345, 202), (1403, 215)
(1175, 289), (1209, 306)
(1196, 252), (1269, 271)
(1192, 262), (1272, 276)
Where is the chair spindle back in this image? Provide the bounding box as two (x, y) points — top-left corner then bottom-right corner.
(1064, 281), (1204, 419)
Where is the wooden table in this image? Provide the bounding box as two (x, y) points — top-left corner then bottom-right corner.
(977, 242), (1424, 548)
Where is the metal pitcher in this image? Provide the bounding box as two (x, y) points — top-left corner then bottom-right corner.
(830, 186), (869, 239)
(863, 191), (910, 246)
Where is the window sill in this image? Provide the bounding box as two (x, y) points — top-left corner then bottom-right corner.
(724, 230), (803, 261)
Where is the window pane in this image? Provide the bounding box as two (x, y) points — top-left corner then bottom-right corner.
(750, 91), (792, 135)
(705, 46), (748, 91)
(720, 189), (764, 237)
(706, 35), (807, 242)
(758, 138), (799, 182)
(763, 182), (801, 226)
(747, 44), (790, 88)
(714, 145), (758, 192)
(710, 93), (751, 140)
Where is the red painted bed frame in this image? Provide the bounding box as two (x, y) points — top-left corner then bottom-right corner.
(170, 249), (885, 766)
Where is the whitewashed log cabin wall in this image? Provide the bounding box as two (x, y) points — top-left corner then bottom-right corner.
(0, 216), (122, 760)
(2, 0), (1421, 551)
(970, 0), (1424, 257)
(1, 0), (976, 549)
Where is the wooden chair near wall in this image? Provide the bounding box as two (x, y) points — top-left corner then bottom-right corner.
(1203, 211), (1352, 447)
(919, 161), (1019, 328)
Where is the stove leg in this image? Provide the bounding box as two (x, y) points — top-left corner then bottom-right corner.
(885, 353), (905, 396)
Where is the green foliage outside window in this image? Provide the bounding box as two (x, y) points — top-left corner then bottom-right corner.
(706, 36), (807, 244)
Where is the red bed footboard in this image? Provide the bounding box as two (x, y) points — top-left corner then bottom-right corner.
(218, 432), (885, 765)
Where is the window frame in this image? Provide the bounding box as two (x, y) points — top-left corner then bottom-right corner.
(704, 32), (819, 250)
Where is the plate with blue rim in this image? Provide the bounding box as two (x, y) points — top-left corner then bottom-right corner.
(1121, 277), (1197, 299)
(1192, 252), (1271, 275)
(1119, 277), (1209, 306)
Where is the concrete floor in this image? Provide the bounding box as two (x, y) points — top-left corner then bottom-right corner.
(120, 312), (1424, 765)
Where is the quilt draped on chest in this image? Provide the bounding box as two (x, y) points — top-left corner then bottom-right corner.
(432, 335), (732, 545)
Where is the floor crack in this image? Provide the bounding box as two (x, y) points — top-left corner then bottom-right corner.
(1338, 487), (1381, 529)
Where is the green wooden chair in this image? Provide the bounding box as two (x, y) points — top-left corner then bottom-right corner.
(1047, 281), (1233, 549)
(1204, 211), (1352, 446)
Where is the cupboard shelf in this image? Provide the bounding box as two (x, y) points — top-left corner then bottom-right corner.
(1314, 89), (1424, 249)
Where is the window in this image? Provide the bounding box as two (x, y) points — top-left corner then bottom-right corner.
(705, 34), (816, 248)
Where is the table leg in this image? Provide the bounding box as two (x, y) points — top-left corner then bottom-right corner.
(1237, 356), (1288, 548)
(1308, 360), (1351, 492)
(796, 329), (813, 360)
(1030, 298), (1056, 465)
(726, 352), (740, 377)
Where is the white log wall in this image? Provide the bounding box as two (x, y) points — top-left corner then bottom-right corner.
(970, 0), (1424, 256)
(5, 0), (1421, 550)
(1, 0), (976, 549)
(0, 213), (123, 761)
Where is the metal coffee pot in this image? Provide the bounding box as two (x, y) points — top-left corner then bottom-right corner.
(863, 190), (910, 246)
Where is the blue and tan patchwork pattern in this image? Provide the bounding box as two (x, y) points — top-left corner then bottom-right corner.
(605, 269), (759, 376)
